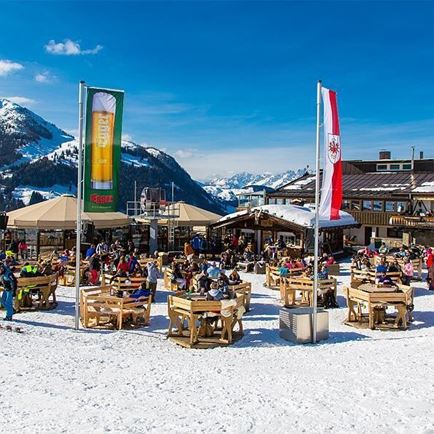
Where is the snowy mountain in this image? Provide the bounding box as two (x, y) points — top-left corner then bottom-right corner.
(0, 98), (225, 214)
(200, 168), (309, 205)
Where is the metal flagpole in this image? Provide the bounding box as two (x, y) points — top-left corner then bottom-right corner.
(75, 80), (86, 330)
(312, 80), (322, 344)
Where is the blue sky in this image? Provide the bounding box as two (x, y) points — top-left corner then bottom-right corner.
(1, 1), (434, 179)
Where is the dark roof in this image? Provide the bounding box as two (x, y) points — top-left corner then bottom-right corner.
(270, 171), (434, 199)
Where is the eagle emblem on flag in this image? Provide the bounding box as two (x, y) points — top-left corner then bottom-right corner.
(327, 134), (341, 164)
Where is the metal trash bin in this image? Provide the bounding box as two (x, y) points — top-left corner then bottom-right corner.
(279, 307), (329, 344)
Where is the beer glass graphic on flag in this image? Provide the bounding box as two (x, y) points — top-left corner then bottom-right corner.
(90, 92), (116, 190)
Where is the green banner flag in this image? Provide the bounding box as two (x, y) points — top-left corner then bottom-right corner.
(83, 87), (124, 212)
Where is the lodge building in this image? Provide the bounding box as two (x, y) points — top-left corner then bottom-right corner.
(266, 151), (434, 247)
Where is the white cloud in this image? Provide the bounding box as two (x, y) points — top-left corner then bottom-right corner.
(35, 71), (56, 83)
(0, 59), (24, 76)
(174, 149), (195, 159)
(45, 39), (103, 56)
(64, 128), (79, 138)
(122, 133), (133, 142)
(1, 96), (36, 106)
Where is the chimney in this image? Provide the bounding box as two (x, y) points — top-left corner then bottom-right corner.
(379, 150), (391, 160)
(420, 151), (424, 159)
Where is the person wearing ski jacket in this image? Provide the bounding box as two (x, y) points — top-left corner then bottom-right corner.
(0, 264), (17, 321)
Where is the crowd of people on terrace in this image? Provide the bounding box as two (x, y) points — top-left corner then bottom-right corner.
(1, 231), (434, 322)
(352, 243), (434, 289)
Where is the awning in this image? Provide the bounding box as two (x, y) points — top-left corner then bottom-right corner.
(7, 195), (130, 230)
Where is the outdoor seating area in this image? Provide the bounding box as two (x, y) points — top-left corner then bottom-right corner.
(345, 282), (414, 330)
(167, 292), (245, 348)
(80, 286), (152, 330)
(279, 276), (338, 308)
(15, 273), (58, 311)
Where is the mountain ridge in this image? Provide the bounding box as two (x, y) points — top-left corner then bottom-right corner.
(0, 98), (225, 214)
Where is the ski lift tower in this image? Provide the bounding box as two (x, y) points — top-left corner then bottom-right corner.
(127, 187), (179, 254)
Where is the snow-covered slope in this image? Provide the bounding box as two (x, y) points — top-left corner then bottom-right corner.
(0, 99), (224, 213)
(0, 98), (73, 167)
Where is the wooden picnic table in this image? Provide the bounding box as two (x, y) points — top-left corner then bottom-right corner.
(345, 282), (413, 330)
(167, 292), (245, 348)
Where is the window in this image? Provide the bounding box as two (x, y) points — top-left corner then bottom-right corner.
(396, 201), (407, 213)
(387, 228), (403, 239)
(268, 198), (276, 205)
(373, 200), (383, 212)
(351, 200), (361, 211)
(390, 164), (400, 170)
(402, 163), (412, 170)
(363, 200), (373, 211)
(385, 201), (395, 212)
(342, 200), (351, 210)
(276, 198), (284, 205)
(377, 164), (388, 171)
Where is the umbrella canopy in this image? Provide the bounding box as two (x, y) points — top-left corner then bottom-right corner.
(7, 195), (130, 230)
(137, 201), (222, 227)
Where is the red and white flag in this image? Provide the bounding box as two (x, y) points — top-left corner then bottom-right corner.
(319, 87), (343, 220)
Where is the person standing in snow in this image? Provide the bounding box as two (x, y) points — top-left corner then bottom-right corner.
(146, 261), (160, 302)
(0, 264), (17, 321)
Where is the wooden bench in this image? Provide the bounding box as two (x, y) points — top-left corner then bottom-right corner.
(167, 293), (244, 348)
(237, 261), (255, 273)
(265, 265), (281, 288)
(58, 263), (89, 286)
(230, 282), (252, 311)
(345, 283), (413, 330)
(15, 273), (58, 310)
(351, 269), (402, 285)
(279, 276), (337, 308)
(101, 274), (147, 293)
(375, 255), (423, 279)
(326, 263), (340, 276)
(80, 286), (152, 329)
(163, 268), (181, 291)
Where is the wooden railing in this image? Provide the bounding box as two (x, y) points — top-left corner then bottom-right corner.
(348, 211), (396, 226)
(348, 210), (434, 229)
(389, 215), (434, 229)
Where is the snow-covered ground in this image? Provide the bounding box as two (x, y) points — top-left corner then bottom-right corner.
(1, 261), (434, 433)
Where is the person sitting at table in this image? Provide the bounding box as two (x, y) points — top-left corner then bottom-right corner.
(325, 255), (336, 266)
(89, 254), (101, 285)
(394, 246), (407, 258)
(387, 260), (401, 273)
(172, 263), (186, 290)
(110, 255), (129, 283)
(402, 258), (414, 285)
(207, 262), (221, 279)
(20, 262), (42, 277)
(127, 253), (141, 275)
(40, 260), (53, 276)
(243, 246), (254, 262)
(196, 271), (211, 294)
(129, 283), (151, 299)
(378, 242), (389, 255)
(218, 270), (230, 289)
(184, 241), (195, 261)
(85, 244), (96, 260)
(198, 255), (209, 273)
(376, 258), (388, 274)
(317, 264), (329, 280)
(376, 272), (397, 286)
(206, 281), (224, 301)
(228, 269), (241, 285)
